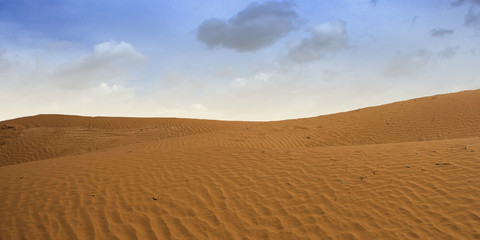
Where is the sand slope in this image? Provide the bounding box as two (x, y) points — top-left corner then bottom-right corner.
(0, 115), (251, 166)
(1, 90), (479, 239)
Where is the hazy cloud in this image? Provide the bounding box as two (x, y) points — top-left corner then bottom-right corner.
(451, 0), (465, 6)
(384, 49), (432, 78)
(46, 41), (77, 51)
(438, 46), (459, 59)
(230, 72), (272, 88)
(471, 48), (478, 54)
(53, 41), (146, 89)
(0, 51), (10, 73)
(196, 1), (300, 52)
(452, 0), (480, 6)
(465, 7), (480, 29)
(430, 28), (454, 37)
(287, 20), (348, 63)
(410, 16), (418, 29)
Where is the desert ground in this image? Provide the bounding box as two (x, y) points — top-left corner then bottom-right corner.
(1, 89), (479, 239)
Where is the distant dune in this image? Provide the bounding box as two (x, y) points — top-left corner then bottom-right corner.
(1, 90), (479, 239)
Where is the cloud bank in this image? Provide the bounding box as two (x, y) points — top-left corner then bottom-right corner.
(196, 1), (300, 52)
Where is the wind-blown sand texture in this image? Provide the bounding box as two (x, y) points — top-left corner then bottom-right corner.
(1, 89), (479, 239)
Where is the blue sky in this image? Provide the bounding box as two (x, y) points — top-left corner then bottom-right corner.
(1, 0), (479, 121)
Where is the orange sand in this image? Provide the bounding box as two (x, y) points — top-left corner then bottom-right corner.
(1, 90), (479, 239)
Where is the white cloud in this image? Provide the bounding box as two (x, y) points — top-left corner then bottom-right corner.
(53, 40), (146, 89)
(230, 73), (272, 88)
(0, 41), (148, 120)
(231, 78), (247, 88)
(92, 82), (132, 96)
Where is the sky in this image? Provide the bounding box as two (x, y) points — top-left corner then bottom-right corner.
(1, 0), (479, 121)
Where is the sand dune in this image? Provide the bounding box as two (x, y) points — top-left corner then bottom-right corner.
(0, 115), (251, 166)
(1, 90), (479, 239)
